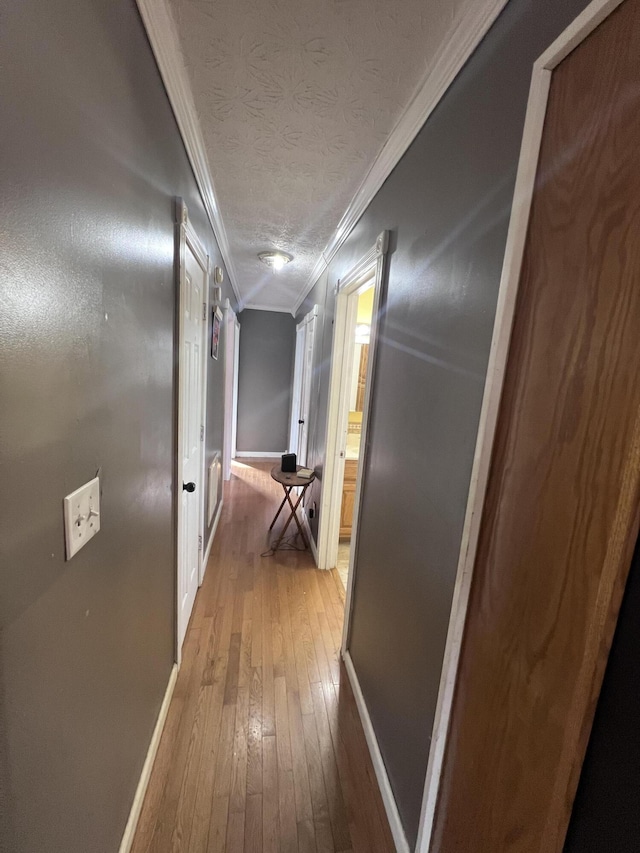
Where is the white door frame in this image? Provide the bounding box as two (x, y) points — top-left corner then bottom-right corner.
(316, 233), (388, 644)
(176, 199), (210, 665)
(415, 0), (627, 847)
(223, 298), (239, 481)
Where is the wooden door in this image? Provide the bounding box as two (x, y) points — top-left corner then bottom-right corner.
(434, 3), (640, 850)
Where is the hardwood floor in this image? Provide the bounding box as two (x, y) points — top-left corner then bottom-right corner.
(131, 460), (395, 853)
(336, 543), (350, 592)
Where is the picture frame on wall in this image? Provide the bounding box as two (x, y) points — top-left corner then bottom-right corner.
(211, 306), (222, 360)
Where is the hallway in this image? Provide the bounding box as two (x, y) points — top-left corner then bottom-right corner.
(132, 461), (395, 853)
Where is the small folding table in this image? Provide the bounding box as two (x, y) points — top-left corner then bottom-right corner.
(268, 465), (316, 552)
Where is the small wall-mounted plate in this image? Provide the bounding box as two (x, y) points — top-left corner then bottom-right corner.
(64, 476), (101, 559)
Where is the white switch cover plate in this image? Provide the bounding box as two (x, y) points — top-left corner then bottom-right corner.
(64, 476), (101, 559)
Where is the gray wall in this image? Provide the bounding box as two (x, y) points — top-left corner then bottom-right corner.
(0, 0), (234, 851)
(297, 0), (590, 846)
(236, 309), (296, 454)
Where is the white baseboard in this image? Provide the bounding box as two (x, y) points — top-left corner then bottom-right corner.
(301, 508), (319, 566)
(235, 450), (285, 458)
(201, 498), (223, 582)
(119, 663), (178, 853)
(343, 651), (409, 853)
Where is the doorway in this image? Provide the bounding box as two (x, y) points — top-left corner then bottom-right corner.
(176, 200), (210, 662)
(317, 232), (388, 648)
(336, 286), (374, 590)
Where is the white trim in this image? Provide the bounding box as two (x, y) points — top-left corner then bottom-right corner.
(343, 651), (409, 853)
(340, 238), (387, 652)
(135, 0), (241, 308)
(415, 1), (626, 849)
(242, 302), (294, 314)
(315, 234), (387, 658)
(291, 0), (509, 316)
(235, 451), (286, 458)
(118, 664), (178, 853)
(301, 508), (319, 567)
(202, 498), (223, 574)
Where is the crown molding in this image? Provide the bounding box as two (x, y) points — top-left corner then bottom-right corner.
(291, 0), (509, 317)
(241, 302), (295, 315)
(292, 252), (331, 317)
(135, 0), (243, 309)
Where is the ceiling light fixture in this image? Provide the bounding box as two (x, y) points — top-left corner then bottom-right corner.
(258, 251), (292, 272)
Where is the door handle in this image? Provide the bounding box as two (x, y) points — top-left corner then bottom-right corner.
(298, 419), (305, 424)
(183, 481), (196, 492)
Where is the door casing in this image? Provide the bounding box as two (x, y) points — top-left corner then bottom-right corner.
(316, 233), (388, 654)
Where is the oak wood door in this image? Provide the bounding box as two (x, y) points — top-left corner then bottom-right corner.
(434, 3), (640, 850)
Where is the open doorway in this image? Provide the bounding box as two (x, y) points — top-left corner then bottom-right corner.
(336, 286), (374, 589)
(317, 232), (388, 649)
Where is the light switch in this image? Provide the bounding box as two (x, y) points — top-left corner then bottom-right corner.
(64, 476), (101, 559)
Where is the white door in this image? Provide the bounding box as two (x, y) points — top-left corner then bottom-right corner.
(223, 300), (238, 481)
(289, 324), (305, 455)
(178, 240), (205, 652)
(291, 307), (316, 465)
(231, 320), (240, 465)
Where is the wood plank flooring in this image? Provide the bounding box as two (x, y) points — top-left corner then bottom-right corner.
(132, 460), (395, 853)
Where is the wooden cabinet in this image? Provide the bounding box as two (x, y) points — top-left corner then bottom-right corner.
(355, 345), (369, 411)
(339, 459), (358, 538)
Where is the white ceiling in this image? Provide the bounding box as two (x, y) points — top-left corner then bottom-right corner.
(166, 0), (480, 312)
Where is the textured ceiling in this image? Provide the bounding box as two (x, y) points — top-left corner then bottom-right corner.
(168, 0), (474, 311)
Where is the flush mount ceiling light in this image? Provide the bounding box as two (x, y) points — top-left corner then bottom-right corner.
(258, 250), (293, 272)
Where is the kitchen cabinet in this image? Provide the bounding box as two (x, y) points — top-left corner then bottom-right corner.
(339, 459), (358, 537)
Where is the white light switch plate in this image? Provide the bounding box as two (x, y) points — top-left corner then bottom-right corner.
(64, 476), (101, 559)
